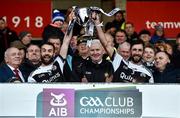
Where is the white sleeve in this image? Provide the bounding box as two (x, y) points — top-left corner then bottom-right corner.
(112, 52), (123, 71)
(28, 76), (37, 83)
(55, 56), (65, 73)
(149, 76), (154, 83)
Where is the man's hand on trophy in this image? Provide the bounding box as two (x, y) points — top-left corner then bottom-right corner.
(68, 10), (76, 22)
(66, 9), (76, 35)
(91, 11), (100, 25)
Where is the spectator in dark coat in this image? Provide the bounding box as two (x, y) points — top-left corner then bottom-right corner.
(172, 33), (180, 69)
(71, 36), (89, 81)
(153, 51), (180, 83)
(150, 24), (168, 44)
(19, 44), (41, 81)
(42, 9), (65, 44)
(125, 22), (138, 44)
(0, 17), (19, 63)
(111, 11), (125, 31)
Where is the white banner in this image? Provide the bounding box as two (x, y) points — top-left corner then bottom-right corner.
(0, 84), (180, 117)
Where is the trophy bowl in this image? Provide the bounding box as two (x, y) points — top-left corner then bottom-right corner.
(75, 7), (91, 26)
(67, 6), (120, 36)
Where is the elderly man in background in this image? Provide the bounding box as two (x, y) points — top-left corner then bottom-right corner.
(20, 44), (41, 81)
(117, 41), (131, 61)
(0, 47), (25, 82)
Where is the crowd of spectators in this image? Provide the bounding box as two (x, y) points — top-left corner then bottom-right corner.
(0, 8), (180, 83)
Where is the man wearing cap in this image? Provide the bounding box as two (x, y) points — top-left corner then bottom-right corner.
(112, 11), (125, 31)
(138, 29), (152, 46)
(71, 36), (89, 81)
(42, 9), (65, 44)
(150, 24), (167, 44)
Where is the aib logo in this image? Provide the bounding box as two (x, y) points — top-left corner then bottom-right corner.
(36, 89), (75, 117)
(48, 92), (68, 116)
(50, 93), (67, 106)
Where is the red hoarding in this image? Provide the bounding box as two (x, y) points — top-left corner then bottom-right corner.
(0, 0), (52, 38)
(126, 0), (180, 38)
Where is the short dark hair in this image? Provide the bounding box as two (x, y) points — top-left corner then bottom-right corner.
(26, 43), (40, 52)
(105, 22), (115, 32)
(48, 35), (62, 45)
(41, 42), (55, 53)
(115, 29), (127, 35)
(138, 29), (151, 37)
(130, 39), (145, 49)
(144, 44), (155, 52)
(114, 10), (124, 16)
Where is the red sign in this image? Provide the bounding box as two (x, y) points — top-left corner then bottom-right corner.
(0, 0), (52, 38)
(126, 0), (180, 38)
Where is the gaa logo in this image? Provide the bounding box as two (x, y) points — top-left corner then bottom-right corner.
(80, 97), (103, 107)
(80, 96), (134, 107)
(75, 90), (142, 117)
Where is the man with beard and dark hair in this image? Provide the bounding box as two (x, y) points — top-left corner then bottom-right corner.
(93, 12), (153, 83)
(28, 30), (72, 82)
(28, 10), (76, 83)
(129, 40), (144, 64)
(28, 42), (65, 82)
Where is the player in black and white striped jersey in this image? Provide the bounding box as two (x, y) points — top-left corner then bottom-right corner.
(93, 12), (153, 83)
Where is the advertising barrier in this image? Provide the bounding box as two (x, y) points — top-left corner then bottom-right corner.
(0, 84), (180, 117)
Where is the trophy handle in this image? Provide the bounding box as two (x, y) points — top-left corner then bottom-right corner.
(67, 19), (76, 35)
(67, 6), (78, 35)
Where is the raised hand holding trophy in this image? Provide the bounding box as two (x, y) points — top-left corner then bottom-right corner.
(67, 6), (120, 36)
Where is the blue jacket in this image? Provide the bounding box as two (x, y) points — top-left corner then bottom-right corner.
(0, 64), (24, 82)
(153, 64), (180, 83)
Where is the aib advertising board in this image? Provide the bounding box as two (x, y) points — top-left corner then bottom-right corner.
(0, 0), (51, 37)
(126, 0), (180, 38)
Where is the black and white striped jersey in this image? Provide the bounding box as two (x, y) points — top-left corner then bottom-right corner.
(112, 51), (154, 83)
(28, 56), (65, 83)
